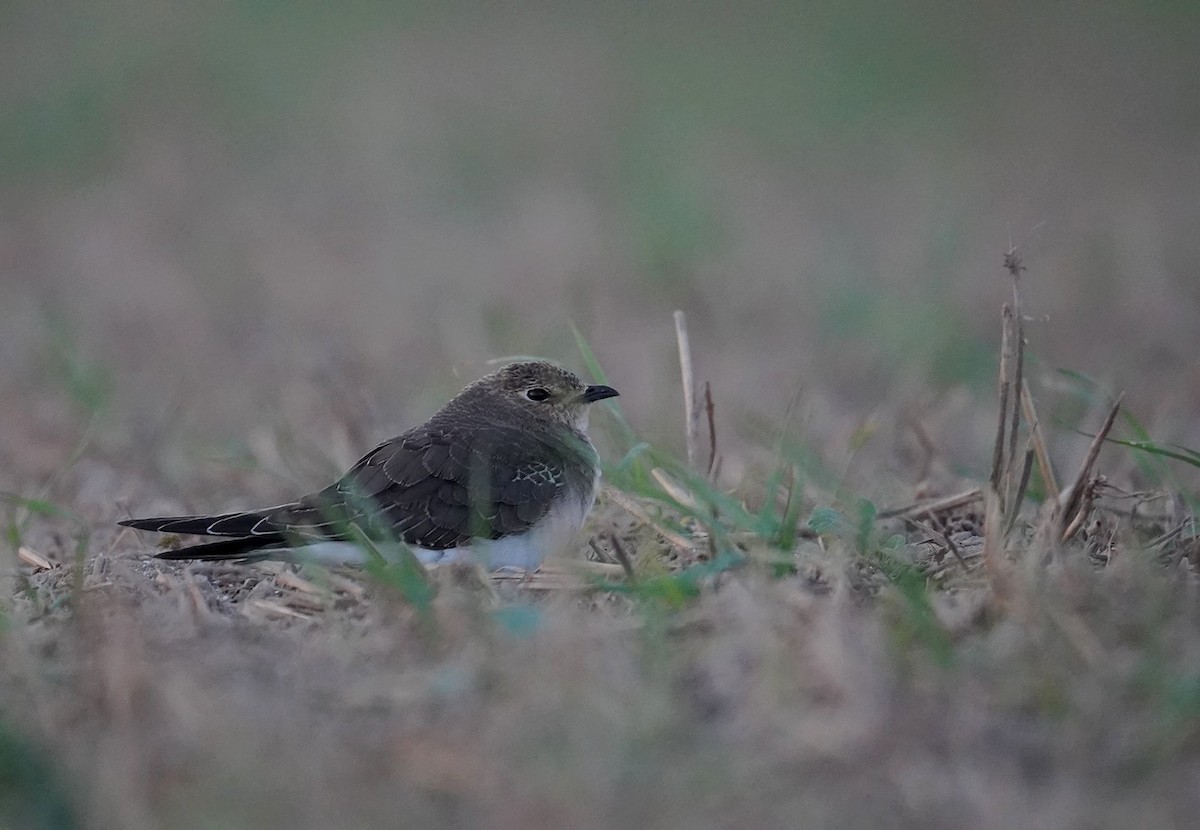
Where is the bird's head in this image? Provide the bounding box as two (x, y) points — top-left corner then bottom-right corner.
(469, 361), (619, 431)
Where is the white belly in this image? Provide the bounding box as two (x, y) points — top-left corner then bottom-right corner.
(291, 488), (595, 572)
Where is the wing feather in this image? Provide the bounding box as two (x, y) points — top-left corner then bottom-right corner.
(125, 424), (590, 553)
(292, 425), (575, 549)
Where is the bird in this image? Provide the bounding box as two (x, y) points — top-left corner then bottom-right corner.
(120, 361), (619, 571)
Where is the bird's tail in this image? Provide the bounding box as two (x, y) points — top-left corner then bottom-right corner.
(119, 507), (289, 537)
(152, 535), (282, 562)
(120, 508), (291, 561)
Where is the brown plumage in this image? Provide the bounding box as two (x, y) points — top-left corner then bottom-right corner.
(121, 361), (619, 570)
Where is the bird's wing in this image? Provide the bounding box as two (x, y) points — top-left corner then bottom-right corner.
(268, 426), (572, 550)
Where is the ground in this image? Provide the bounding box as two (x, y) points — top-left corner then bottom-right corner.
(3, 3), (1200, 829)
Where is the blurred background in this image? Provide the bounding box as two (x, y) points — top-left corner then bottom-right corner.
(5, 5), (1200, 828)
(2, 0), (1199, 489)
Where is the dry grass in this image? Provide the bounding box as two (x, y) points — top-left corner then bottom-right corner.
(4, 280), (1200, 830)
(3, 4), (1200, 827)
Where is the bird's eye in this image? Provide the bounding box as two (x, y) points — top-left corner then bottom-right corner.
(525, 387), (551, 402)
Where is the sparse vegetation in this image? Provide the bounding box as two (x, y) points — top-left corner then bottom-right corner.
(3, 3), (1200, 829)
(5, 280), (1200, 829)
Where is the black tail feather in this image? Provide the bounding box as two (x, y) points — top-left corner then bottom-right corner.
(153, 535), (284, 562)
(120, 509), (284, 537)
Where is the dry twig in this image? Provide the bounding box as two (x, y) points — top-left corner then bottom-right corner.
(18, 545), (55, 571)
(651, 467), (698, 510)
(703, 381), (719, 479)
(604, 487), (695, 552)
(608, 532), (637, 582)
(1006, 263), (1025, 499)
(880, 488), (983, 520)
(1059, 395), (1123, 539)
(1020, 380), (1059, 501)
(277, 569), (326, 596)
(248, 599), (313, 620)
(1003, 448), (1036, 537)
(982, 491), (1013, 607)
(990, 303), (1014, 498)
(907, 517), (969, 569)
(673, 310), (701, 470)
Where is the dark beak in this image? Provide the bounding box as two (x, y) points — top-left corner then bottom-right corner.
(582, 384), (620, 403)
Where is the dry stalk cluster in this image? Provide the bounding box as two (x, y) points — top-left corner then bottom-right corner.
(884, 250), (1130, 605)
